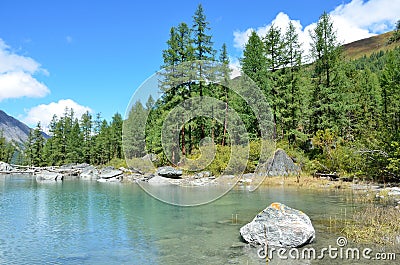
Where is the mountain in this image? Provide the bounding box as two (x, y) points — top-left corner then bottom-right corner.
(0, 110), (48, 145)
(343, 31), (399, 60)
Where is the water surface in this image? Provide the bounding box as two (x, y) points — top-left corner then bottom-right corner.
(0, 175), (397, 264)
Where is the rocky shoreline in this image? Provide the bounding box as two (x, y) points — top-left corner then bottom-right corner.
(0, 161), (222, 186)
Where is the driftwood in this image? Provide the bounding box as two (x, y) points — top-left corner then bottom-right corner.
(313, 172), (339, 181)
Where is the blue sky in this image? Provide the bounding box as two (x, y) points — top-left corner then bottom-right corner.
(0, 0), (399, 131)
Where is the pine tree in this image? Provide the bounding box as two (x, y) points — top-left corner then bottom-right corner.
(218, 43), (232, 146)
(241, 31), (269, 138)
(309, 12), (344, 133)
(24, 122), (45, 166)
(192, 4), (216, 141)
(80, 111), (92, 163)
(192, 4), (215, 65)
(0, 130), (16, 163)
(124, 101), (148, 158)
(241, 31), (267, 89)
(110, 113), (123, 159)
(380, 47), (400, 135)
(65, 118), (82, 164)
(281, 21), (305, 144)
(264, 24), (285, 138)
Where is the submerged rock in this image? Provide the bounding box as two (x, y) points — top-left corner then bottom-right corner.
(240, 202), (315, 248)
(157, 166), (182, 178)
(36, 171), (63, 181)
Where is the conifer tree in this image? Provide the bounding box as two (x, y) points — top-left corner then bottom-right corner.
(264, 24), (285, 138)
(281, 21), (304, 143)
(0, 130), (16, 163)
(309, 12), (344, 133)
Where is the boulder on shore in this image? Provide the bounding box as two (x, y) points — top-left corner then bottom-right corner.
(147, 175), (172, 185)
(0, 162), (14, 172)
(80, 165), (99, 180)
(157, 166), (182, 178)
(99, 167), (123, 179)
(261, 149), (301, 176)
(36, 171), (63, 181)
(240, 202), (315, 248)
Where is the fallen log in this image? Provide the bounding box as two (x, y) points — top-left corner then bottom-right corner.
(313, 172), (339, 181)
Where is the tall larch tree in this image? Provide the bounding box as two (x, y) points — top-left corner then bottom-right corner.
(309, 12), (344, 134)
(264, 24), (285, 138)
(281, 21), (304, 144)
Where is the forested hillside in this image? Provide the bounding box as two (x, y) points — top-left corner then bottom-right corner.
(11, 5), (400, 182)
(124, 7), (400, 181)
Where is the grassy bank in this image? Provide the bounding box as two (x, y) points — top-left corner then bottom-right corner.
(259, 174), (350, 190)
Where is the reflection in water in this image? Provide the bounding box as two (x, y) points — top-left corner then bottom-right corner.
(0, 175), (397, 264)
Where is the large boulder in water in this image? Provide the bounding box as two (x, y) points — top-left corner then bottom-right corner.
(262, 149), (301, 176)
(240, 202), (315, 248)
(157, 166), (182, 178)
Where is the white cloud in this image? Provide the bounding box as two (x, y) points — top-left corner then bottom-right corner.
(23, 99), (92, 132)
(0, 38), (50, 101)
(233, 12), (314, 61)
(331, 0), (400, 33)
(0, 72), (49, 101)
(233, 0), (400, 58)
(229, 56), (241, 79)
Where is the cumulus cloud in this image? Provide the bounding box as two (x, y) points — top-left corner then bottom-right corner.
(23, 99), (92, 132)
(331, 0), (400, 33)
(233, 12), (315, 61)
(0, 38), (50, 101)
(233, 0), (400, 58)
(229, 56), (241, 79)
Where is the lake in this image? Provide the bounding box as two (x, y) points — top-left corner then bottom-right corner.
(0, 175), (397, 264)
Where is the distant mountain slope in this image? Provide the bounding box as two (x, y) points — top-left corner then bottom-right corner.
(0, 110), (48, 145)
(343, 31), (399, 60)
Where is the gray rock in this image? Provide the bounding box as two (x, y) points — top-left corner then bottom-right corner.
(99, 167), (123, 179)
(80, 166), (99, 180)
(128, 167), (144, 175)
(157, 166), (182, 178)
(386, 187), (400, 196)
(136, 173), (155, 182)
(148, 175), (171, 185)
(260, 149), (301, 176)
(97, 176), (122, 183)
(194, 171), (211, 179)
(240, 202), (315, 248)
(0, 162), (14, 172)
(142, 153), (158, 162)
(36, 171), (63, 181)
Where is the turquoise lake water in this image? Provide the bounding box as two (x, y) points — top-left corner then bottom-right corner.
(0, 175), (398, 264)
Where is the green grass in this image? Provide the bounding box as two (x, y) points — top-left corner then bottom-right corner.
(343, 205), (400, 245)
